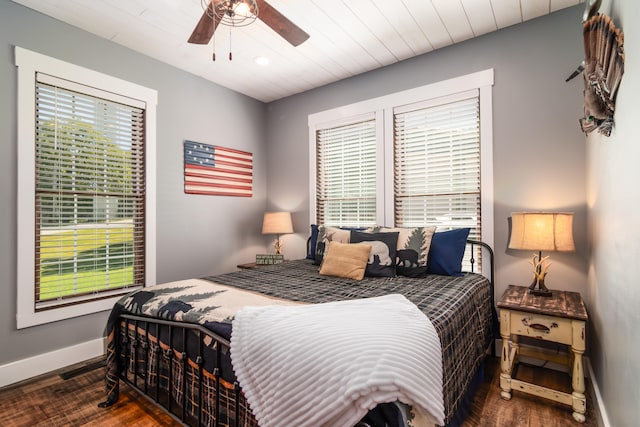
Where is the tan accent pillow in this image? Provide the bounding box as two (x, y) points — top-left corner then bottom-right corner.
(319, 241), (371, 281)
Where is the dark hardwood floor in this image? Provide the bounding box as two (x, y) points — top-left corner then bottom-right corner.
(0, 356), (599, 426)
(461, 357), (599, 427)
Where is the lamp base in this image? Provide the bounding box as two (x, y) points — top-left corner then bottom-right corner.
(528, 288), (553, 297)
(273, 235), (283, 255)
(528, 254), (553, 297)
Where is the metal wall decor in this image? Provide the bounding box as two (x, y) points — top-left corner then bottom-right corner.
(568, 1), (625, 136)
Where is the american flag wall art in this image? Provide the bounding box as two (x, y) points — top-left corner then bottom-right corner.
(184, 141), (253, 197)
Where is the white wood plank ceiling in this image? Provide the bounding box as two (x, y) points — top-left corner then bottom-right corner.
(12, 0), (584, 102)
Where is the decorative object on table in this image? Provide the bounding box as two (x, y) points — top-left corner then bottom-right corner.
(188, 0), (309, 61)
(261, 211), (293, 254)
(508, 212), (575, 297)
(255, 254), (284, 265)
(183, 140), (253, 197)
(566, 0), (624, 137)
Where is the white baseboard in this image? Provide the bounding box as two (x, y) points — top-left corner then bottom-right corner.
(0, 338), (106, 388)
(585, 358), (611, 427)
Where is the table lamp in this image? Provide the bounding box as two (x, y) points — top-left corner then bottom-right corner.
(508, 212), (575, 296)
(262, 211), (293, 255)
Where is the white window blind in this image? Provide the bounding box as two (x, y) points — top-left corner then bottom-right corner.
(394, 92), (481, 266)
(34, 73), (146, 309)
(316, 118), (377, 227)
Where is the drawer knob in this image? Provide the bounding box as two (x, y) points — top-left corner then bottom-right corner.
(529, 323), (550, 333)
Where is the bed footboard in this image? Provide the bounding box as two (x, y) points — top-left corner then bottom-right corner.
(101, 313), (257, 427)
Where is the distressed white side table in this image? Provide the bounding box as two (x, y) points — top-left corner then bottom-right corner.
(498, 285), (588, 423)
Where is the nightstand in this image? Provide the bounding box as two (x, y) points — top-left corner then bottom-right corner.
(498, 285), (588, 423)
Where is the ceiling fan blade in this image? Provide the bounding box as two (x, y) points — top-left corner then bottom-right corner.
(255, 0), (309, 46)
(188, 1), (222, 44)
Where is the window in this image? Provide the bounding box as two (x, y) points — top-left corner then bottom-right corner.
(394, 91), (481, 238)
(309, 70), (494, 271)
(315, 115), (377, 227)
(16, 47), (157, 328)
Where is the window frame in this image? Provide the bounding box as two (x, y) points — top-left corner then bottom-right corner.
(308, 70), (494, 269)
(16, 47), (157, 329)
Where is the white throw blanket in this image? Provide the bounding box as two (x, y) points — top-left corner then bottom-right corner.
(230, 294), (444, 427)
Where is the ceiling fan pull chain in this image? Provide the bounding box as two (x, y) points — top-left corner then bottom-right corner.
(229, 24), (233, 61)
(212, 15), (217, 61)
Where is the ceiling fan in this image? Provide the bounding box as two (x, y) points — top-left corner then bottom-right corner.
(188, 0), (310, 48)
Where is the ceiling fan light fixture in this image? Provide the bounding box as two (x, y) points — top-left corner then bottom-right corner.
(232, 2), (253, 19)
(202, 0), (258, 28)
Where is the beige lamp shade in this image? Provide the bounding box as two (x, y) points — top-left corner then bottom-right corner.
(509, 212), (575, 252)
(262, 212), (293, 255)
(261, 212), (293, 235)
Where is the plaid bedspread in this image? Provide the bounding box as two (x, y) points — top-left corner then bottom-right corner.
(102, 259), (492, 426)
(209, 260), (493, 426)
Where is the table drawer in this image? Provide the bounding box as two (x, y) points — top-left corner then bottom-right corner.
(509, 311), (573, 344)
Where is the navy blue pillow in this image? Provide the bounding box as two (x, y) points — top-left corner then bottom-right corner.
(350, 230), (399, 277)
(306, 224), (319, 260)
(427, 228), (470, 277)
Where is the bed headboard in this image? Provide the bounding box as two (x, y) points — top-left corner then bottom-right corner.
(466, 239), (498, 356)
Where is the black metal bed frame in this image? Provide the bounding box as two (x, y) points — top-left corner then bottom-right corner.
(111, 312), (255, 427)
(108, 239), (497, 427)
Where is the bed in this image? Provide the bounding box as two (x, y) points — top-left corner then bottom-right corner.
(99, 238), (496, 427)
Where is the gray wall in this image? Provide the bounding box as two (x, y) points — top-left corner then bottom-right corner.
(266, 6), (589, 305)
(586, 1), (640, 425)
(5, 1), (633, 423)
(0, 1), (267, 365)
